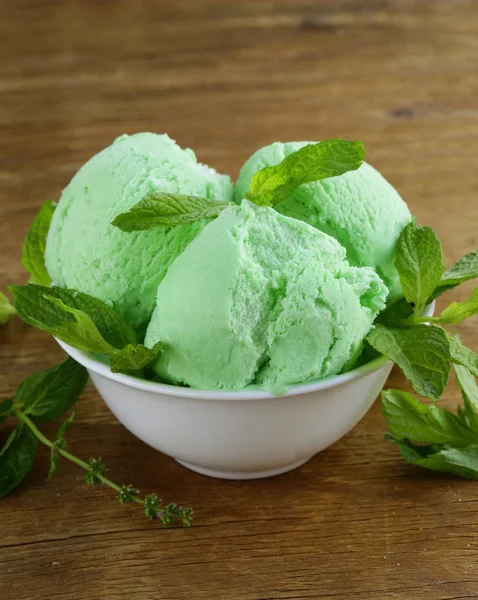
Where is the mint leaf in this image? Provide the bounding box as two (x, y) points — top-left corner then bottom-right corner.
(431, 249), (478, 300)
(244, 139), (364, 207)
(45, 296), (117, 353)
(111, 192), (233, 231)
(448, 335), (478, 377)
(428, 288), (478, 325)
(367, 324), (450, 400)
(395, 221), (444, 314)
(22, 200), (56, 286)
(382, 389), (477, 445)
(0, 426), (37, 497)
(9, 284), (136, 352)
(110, 342), (163, 374)
(386, 436), (478, 480)
(0, 399), (13, 425)
(16, 358), (88, 422)
(0, 291), (15, 326)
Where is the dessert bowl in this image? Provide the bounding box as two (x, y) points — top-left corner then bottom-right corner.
(55, 303), (433, 480)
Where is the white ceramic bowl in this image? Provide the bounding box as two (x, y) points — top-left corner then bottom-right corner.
(55, 303), (433, 480)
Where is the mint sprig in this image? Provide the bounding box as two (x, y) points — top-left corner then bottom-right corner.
(111, 192), (233, 232)
(382, 364), (478, 480)
(9, 284), (136, 350)
(110, 140), (363, 231)
(44, 295), (118, 353)
(9, 284), (162, 375)
(22, 200), (56, 286)
(376, 218), (478, 479)
(367, 220), (478, 401)
(244, 139), (364, 207)
(0, 359), (192, 525)
(0, 291), (15, 326)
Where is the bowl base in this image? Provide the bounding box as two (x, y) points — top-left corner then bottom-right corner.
(175, 457), (312, 480)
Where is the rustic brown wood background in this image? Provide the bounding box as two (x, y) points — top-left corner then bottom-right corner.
(2, 1), (478, 598)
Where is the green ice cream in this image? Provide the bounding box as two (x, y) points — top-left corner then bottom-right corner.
(234, 142), (411, 298)
(145, 201), (388, 391)
(45, 133), (233, 331)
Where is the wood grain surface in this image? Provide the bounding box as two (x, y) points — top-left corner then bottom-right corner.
(2, 1), (478, 598)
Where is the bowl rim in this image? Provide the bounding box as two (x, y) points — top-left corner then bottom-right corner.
(55, 301), (434, 402)
(55, 340), (390, 401)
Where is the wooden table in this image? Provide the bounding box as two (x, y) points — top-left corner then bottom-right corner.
(2, 1), (478, 598)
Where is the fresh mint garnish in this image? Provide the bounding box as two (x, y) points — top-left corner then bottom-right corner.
(368, 220), (478, 404)
(382, 364), (478, 480)
(44, 295), (118, 353)
(382, 381), (478, 480)
(9, 283), (135, 350)
(22, 200), (56, 286)
(110, 342), (163, 374)
(395, 220), (444, 314)
(431, 249), (478, 300)
(111, 141), (364, 230)
(244, 139), (364, 207)
(367, 324), (450, 400)
(378, 228), (478, 480)
(0, 359), (192, 524)
(111, 192), (233, 231)
(0, 291), (15, 326)
(9, 284), (166, 377)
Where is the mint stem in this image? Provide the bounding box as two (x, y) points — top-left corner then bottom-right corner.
(12, 407), (192, 526)
(14, 408), (128, 492)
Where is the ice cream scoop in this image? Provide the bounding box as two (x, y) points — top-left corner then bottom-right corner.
(145, 201), (388, 391)
(234, 141), (411, 298)
(45, 133), (233, 331)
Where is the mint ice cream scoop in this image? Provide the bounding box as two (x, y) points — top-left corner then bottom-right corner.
(145, 201), (388, 391)
(45, 133), (233, 331)
(234, 142), (411, 298)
